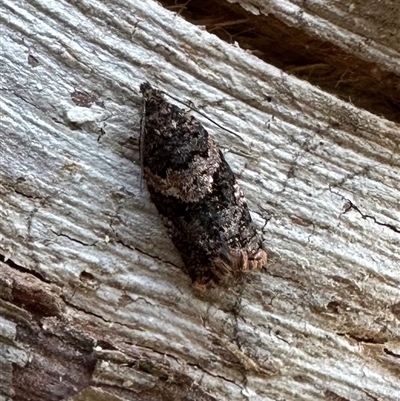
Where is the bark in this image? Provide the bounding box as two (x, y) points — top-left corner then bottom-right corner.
(1, 0), (400, 400)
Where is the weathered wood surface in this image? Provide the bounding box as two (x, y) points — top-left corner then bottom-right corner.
(1, 0), (400, 400)
(232, 0), (400, 73)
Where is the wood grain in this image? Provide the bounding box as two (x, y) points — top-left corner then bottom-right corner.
(1, 0), (399, 400)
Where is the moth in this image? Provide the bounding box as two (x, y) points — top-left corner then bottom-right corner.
(140, 83), (266, 288)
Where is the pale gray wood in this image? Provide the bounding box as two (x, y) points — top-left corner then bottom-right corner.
(1, 0), (400, 400)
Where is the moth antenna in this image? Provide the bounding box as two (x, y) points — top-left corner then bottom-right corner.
(161, 90), (244, 141)
(139, 93), (146, 191)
